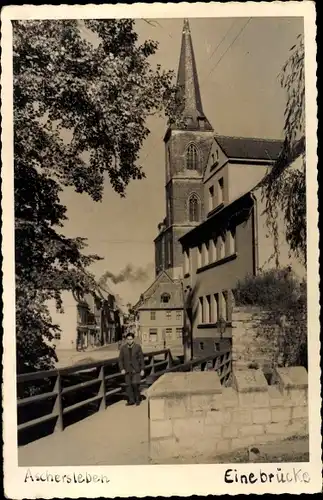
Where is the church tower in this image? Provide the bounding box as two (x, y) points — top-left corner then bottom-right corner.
(154, 19), (214, 279)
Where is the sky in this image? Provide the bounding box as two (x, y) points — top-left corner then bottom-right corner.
(59, 16), (304, 306)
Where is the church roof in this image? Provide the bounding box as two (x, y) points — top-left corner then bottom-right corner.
(215, 135), (283, 161)
(175, 19), (213, 131)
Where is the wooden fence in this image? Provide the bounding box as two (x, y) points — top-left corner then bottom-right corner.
(17, 348), (231, 445)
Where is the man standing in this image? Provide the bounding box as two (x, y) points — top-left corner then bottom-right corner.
(118, 332), (145, 406)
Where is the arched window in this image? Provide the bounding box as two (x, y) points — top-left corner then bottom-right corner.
(186, 143), (198, 170)
(188, 194), (200, 222)
(161, 293), (171, 304)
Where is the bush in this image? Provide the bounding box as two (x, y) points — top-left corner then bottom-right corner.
(234, 267), (307, 368)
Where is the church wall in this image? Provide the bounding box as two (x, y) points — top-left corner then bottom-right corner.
(171, 179), (204, 225)
(166, 130), (213, 178)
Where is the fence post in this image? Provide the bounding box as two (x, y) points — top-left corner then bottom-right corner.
(150, 355), (155, 375)
(98, 365), (106, 411)
(53, 373), (63, 432)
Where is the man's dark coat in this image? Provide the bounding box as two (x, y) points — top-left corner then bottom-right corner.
(118, 343), (145, 381)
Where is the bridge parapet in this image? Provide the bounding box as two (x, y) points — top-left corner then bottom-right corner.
(147, 366), (308, 463)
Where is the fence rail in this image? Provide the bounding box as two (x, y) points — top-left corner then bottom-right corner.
(17, 348), (231, 445)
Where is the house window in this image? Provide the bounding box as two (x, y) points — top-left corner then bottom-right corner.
(176, 327), (182, 338)
(166, 328), (173, 339)
(218, 234), (226, 259)
(166, 310), (172, 320)
(218, 177), (224, 205)
(149, 328), (158, 342)
(214, 341), (220, 352)
(161, 293), (170, 304)
(176, 310), (182, 321)
(228, 228), (236, 255)
(186, 143), (198, 170)
(208, 185), (214, 212)
(212, 293), (219, 323)
(199, 297), (204, 324)
(199, 342), (205, 351)
(150, 311), (156, 321)
(188, 194), (200, 222)
(54, 333), (61, 340)
(210, 238), (217, 262)
(206, 295), (211, 323)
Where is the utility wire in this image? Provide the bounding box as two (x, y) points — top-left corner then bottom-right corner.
(201, 18), (252, 86)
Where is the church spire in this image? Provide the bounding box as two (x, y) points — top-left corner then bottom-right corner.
(176, 18), (213, 130)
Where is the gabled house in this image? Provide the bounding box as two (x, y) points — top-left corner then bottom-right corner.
(134, 271), (184, 350)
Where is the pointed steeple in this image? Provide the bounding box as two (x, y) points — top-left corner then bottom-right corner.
(176, 19), (213, 130)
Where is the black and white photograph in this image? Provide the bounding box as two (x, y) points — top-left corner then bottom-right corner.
(1, 2), (320, 498)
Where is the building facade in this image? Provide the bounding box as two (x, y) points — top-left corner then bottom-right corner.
(134, 271), (183, 350)
(180, 150), (306, 358)
(138, 19), (306, 360)
(48, 287), (123, 351)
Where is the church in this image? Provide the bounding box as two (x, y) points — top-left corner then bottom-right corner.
(135, 19), (305, 357)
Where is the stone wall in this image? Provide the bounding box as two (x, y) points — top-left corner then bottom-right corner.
(232, 305), (279, 371)
(147, 367), (308, 463)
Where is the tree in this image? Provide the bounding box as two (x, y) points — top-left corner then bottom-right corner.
(261, 34), (306, 265)
(14, 19), (180, 373)
(235, 267), (307, 368)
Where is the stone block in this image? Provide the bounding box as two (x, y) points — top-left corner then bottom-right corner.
(232, 409), (252, 425)
(216, 439), (232, 454)
(192, 438), (217, 458)
(209, 393), (224, 410)
(265, 422), (288, 435)
(233, 369), (268, 393)
(222, 424), (239, 439)
(252, 408), (271, 424)
(165, 395), (188, 419)
(268, 386), (285, 407)
(190, 394), (213, 413)
(271, 407), (292, 423)
(222, 388), (238, 408)
(172, 416), (205, 440)
(287, 418), (308, 436)
(253, 391), (270, 407)
(149, 437), (178, 461)
(274, 366), (308, 391)
(205, 410), (231, 426)
(238, 392), (255, 407)
(292, 405), (308, 420)
(287, 388), (308, 406)
(232, 436), (255, 450)
(150, 419), (173, 439)
(240, 424), (264, 437)
(149, 398), (166, 421)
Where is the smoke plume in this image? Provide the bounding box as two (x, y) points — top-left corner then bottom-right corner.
(99, 263), (153, 286)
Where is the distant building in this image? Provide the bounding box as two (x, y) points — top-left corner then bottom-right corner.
(48, 284), (124, 351)
(75, 289), (123, 350)
(134, 271), (183, 350)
